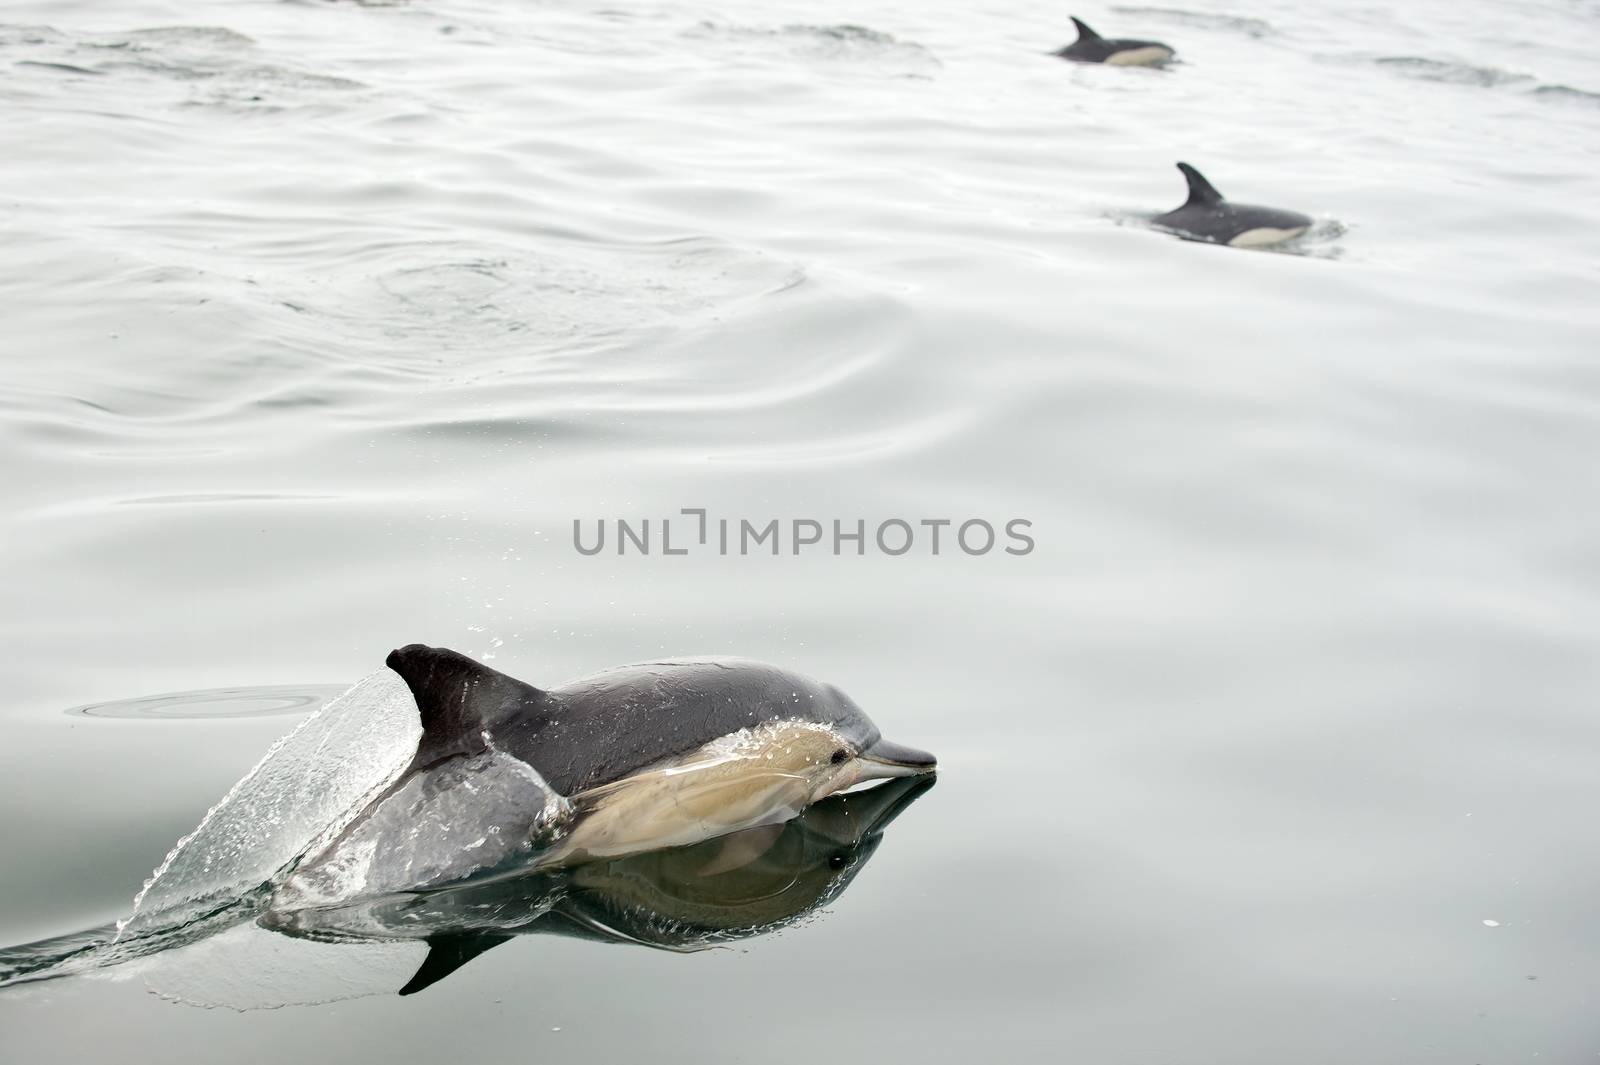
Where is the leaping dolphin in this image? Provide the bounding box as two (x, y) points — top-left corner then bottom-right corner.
(275, 645), (937, 908)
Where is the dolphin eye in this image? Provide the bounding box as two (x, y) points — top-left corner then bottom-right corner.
(828, 854), (848, 870)
(829, 748), (848, 765)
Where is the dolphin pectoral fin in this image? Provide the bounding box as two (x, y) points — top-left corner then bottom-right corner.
(859, 738), (937, 775)
(386, 644), (547, 764)
(397, 933), (515, 996)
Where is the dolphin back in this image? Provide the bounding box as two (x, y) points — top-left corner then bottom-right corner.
(384, 646), (880, 797)
(537, 658), (880, 794)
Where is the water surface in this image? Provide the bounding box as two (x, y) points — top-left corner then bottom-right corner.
(2, 0), (1599, 1060)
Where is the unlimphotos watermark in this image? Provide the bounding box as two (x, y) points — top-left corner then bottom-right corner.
(573, 509), (1034, 557)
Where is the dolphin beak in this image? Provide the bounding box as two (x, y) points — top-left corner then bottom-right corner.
(857, 738), (937, 780)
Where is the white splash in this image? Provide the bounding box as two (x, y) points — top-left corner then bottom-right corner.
(118, 669), (422, 938)
(273, 742), (569, 909)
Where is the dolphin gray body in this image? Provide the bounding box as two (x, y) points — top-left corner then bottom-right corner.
(1152, 162), (1313, 248)
(274, 645), (936, 907)
(1055, 16), (1174, 66)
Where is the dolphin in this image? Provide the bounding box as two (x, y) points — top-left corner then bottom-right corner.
(1151, 162), (1313, 248)
(260, 775), (935, 995)
(274, 645), (936, 909)
(1055, 16), (1174, 66)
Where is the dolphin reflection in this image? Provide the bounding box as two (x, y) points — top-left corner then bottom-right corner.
(267, 774), (935, 996)
(0, 776), (933, 1002)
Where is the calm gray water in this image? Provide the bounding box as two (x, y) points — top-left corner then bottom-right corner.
(3, 0), (1599, 1059)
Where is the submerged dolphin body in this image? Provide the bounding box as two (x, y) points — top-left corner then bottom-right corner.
(1151, 162), (1313, 248)
(275, 645), (936, 907)
(1055, 16), (1174, 66)
(262, 775), (935, 996)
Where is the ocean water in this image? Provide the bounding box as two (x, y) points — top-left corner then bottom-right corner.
(2, 0), (1599, 1059)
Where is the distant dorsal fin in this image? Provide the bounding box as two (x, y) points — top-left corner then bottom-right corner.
(1071, 17), (1102, 42)
(1176, 162), (1224, 207)
(386, 644), (544, 765)
(397, 933), (513, 996)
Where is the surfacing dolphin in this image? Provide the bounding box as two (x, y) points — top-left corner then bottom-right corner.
(0, 651), (936, 995)
(1055, 16), (1174, 66)
(1151, 162), (1313, 248)
(275, 645), (936, 908)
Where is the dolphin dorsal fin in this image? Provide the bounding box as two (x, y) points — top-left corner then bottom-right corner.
(1176, 162), (1224, 207)
(386, 644), (544, 764)
(1070, 17), (1102, 42)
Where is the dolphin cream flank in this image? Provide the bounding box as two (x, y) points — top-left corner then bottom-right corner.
(275, 645), (936, 906)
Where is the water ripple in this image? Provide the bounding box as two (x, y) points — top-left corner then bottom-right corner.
(682, 22), (941, 74)
(1109, 7), (1276, 38)
(65, 684), (345, 720)
(3, 21), (367, 107)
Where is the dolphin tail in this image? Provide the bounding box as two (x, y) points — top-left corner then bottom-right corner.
(1176, 162), (1225, 208)
(398, 933), (515, 996)
(1070, 17), (1102, 42)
